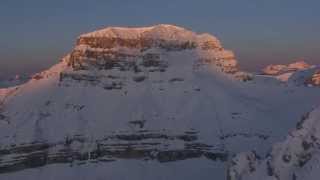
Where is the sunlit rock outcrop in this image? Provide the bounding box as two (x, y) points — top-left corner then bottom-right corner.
(261, 61), (320, 87)
(68, 24), (238, 74)
(262, 61), (311, 76)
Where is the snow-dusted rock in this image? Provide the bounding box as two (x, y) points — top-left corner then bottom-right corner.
(261, 61), (320, 87)
(288, 67), (319, 86)
(263, 64), (288, 76)
(262, 61), (311, 76)
(306, 70), (320, 86)
(70, 24), (237, 74)
(0, 25), (319, 180)
(229, 106), (320, 180)
(234, 71), (254, 82)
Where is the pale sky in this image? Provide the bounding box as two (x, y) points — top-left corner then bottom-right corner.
(0, 0), (319, 78)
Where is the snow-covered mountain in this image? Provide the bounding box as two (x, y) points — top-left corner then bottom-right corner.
(261, 61), (320, 87)
(0, 25), (319, 180)
(228, 106), (320, 180)
(262, 61), (311, 76)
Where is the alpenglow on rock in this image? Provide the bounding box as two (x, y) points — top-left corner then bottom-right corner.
(68, 24), (238, 74)
(261, 61), (320, 86)
(262, 61), (311, 76)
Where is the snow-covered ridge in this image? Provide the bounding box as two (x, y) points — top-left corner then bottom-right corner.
(262, 61), (311, 76)
(79, 24), (220, 46)
(308, 69), (320, 86)
(80, 26), (155, 39)
(261, 61), (320, 86)
(229, 106), (320, 180)
(77, 24), (223, 50)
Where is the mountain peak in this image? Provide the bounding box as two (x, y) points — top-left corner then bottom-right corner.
(261, 60), (320, 86)
(79, 24), (192, 39)
(78, 24), (221, 48)
(70, 25), (236, 73)
(287, 60), (311, 69)
(262, 60), (312, 76)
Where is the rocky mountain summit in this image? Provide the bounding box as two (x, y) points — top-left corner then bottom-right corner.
(0, 25), (319, 180)
(68, 24), (238, 73)
(57, 24), (240, 92)
(261, 61), (320, 86)
(262, 61), (311, 76)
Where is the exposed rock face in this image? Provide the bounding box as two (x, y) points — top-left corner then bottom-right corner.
(0, 129), (228, 174)
(234, 71), (254, 82)
(261, 61), (320, 87)
(67, 24), (238, 75)
(262, 61), (311, 76)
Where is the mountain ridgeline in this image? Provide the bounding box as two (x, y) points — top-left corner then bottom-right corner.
(0, 25), (319, 180)
(66, 25), (237, 80)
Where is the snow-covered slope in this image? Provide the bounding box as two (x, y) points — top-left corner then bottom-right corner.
(0, 25), (319, 180)
(306, 70), (320, 86)
(228, 106), (320, 180)
(287, 67), (319, 86)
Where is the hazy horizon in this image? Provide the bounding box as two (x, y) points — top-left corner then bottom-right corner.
(1, 0), (319, 78)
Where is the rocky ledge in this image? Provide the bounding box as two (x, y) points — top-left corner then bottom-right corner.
(67, 24), (238, 74)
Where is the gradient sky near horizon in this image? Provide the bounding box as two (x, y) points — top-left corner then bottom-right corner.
(0, 0), (319, 78)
